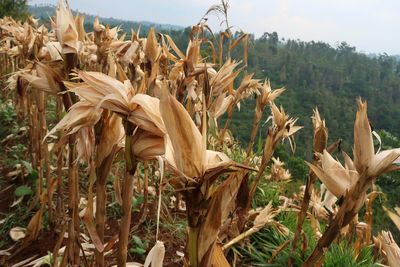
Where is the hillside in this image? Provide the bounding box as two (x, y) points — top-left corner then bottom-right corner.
(230, 35), (400, 158)
(28, 4), (184, 32)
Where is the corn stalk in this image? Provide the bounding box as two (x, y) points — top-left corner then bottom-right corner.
(302, 171), (371, 266)
(117, 120), (138, 267)
(95, 145), (118, 266)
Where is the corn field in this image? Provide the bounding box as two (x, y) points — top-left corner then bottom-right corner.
(0, 1), (400, 266)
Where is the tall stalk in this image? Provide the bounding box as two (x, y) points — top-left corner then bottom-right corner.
(37, 90), (53, 224)
(246, 108), (263, 157)
(95, 146), (118, 266)
(118, 121), (137, 267)
(185, 185), (204, 267)
(55, 97), (65, 218)
(64, 53), (80, 265)
(289, 140), (340, 266)
(66, 140), (80, 265)
(302, 172), (371, 266)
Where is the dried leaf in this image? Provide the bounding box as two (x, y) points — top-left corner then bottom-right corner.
(159, 84), (202, 178)
(144, 241), (165, 267)
(96, 113), (124, 165)
(82, 213), (104, 252)
(384, 206), (400, 231)
(9, 226), (26, 241)
(212, 244), (230, 267)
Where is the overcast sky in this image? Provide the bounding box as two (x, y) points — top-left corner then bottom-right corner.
(28, 0), (400, 55)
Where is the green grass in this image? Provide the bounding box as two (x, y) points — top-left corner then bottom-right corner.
(324, 241), (379, 267)
(234, 178), (383, 266)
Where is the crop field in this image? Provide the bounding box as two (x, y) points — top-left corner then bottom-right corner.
(0, 1), (399, 266)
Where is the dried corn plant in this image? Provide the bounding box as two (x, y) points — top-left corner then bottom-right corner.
(303, 99), (400, 266)
(2, 1), (400, 267)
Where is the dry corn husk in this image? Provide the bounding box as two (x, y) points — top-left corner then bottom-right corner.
(96, 112), (124, 165)
(312, 108), (328, 154)
(54, 0), (79, 54)
(45, 100), (102, 139)
(144, 241), (165, 267)
(65, 71), (166, 135)
(307, 150), (358, 198)
(354, 99), (400, 177)
(308, 99), (400, 202)
(209, 93), (234, 120)
(377, 231), (400, 267)
(256, 79), (284, 115)
(209, 59), (240, 97)
(22, 62), (64, 94)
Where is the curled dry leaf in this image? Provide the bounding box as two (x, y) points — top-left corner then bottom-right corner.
(307, 150), (358, 198)
(159, 83), (202, 178)
(377, 231), (400, 267)
(312, 107), (328, 154)
(9, 226), (26, 241)
(12, 207), (44, 248)
(353, 99), (400, 177)
(55, 0), (79, 54)
(96, 112), (124, 165)
(131, 129), (165, 160)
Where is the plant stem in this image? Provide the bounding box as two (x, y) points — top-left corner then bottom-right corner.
(188, 226), (200, 267)
(248, 133), (275, 204)
(67, 138), (80, 266)
(56, 98), (64, 220)
(289, 173), (316, 266)
(95, 146), (118, 266)
(220, 116), (232, 143)
(302, 173), (372, 266)
(118, 121), (137, 267)
(246, 106), (264, 157)
(290, 139), (340, 265)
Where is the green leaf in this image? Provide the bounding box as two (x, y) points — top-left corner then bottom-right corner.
(132, 235), (144, 247)
(27, 170), (38, 181)
(131, 195), (144, 210)
(130, 247), (146, 255)
(21, 160), (33, 173)
(15, 185), (33, 197)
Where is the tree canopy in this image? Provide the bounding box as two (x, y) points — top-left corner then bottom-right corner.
(0, 0), (28, 20)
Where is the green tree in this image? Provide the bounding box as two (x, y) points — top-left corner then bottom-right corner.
(0, 0), (28, 20)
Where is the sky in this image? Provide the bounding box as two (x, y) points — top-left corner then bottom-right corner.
(28, 0), (400, 55)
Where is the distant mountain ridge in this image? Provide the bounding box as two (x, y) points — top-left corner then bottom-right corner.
(28, 4), (184, 32)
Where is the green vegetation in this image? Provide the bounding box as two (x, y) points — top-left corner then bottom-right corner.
(0, 0), (28, 20)
(228, 34), (400, 159)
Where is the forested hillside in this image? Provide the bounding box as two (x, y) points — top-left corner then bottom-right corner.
(164, 28), (400, 159)
(233, 33), (400, 158)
